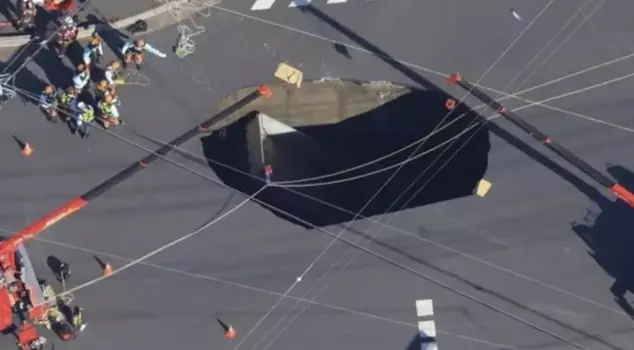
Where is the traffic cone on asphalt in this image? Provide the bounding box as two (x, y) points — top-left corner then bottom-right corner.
(218, 319), (237, 339)
(445, 98), (456, 110)
(21, 143), (33, 157)
(225, 325), (237, 339)
(13, 135), (33, 156)
(103, 263), (113, 276)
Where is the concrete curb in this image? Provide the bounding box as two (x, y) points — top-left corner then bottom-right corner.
(0, 0), (188, 48)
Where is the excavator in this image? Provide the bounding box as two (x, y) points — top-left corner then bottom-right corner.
(0, 86), (270, 349)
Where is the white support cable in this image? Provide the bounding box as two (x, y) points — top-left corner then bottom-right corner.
(56, 184), (267, 298)
(503, 0), (604, 96)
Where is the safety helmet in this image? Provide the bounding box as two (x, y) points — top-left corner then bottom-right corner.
(134, 39), (146, 47)
(44, 85), (54, 94)
(62, 16), (74, 26)
(76, 64), (85, 72)
(66, 86), (76, 94)
(90, 38), (100, 46)
(104, 94), (113, 103)
(109, 60), (121, 70)
(97, 80), (108, 89)
(77, 102), (88, 110)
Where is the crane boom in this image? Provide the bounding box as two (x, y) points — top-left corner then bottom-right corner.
(448, 73), (634, 207)
(0, 85), (271, 263)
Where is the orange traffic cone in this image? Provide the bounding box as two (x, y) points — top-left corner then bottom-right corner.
(103, 263), (113, 276)
(445, 99), (456, 110)
(218, 319), (237, 339)
(13, 135), (33, 156)
(224, 325), (237, 339)
(21, 143), (33, 157)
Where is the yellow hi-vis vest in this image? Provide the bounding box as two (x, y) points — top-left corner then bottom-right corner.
(80, 108), (94, 123)
(98, 101), (112, 115)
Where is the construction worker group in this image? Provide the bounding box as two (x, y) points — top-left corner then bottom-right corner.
(38, 15), (166, 138)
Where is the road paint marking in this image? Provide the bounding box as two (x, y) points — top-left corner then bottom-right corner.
(289, 0), (312, 7)
(416, 299), (434, 317)
(416, 298), (439, 348)
(418, 320), (437, 338)
(421, 343), (439, 350)
(251, 0), (349, 11)
(251, 0), (277, 11)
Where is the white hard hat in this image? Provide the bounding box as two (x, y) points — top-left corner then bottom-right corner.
(63, 16), (74, 26)
(77, 102), (87, 110)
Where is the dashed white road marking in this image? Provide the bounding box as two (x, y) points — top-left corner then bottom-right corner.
(251, 0), (349, 11)
(421, 342), (439, 350)
(289, 0), (312, 7)
(251, 0), (278, 11)
(418, 320), (437, 338)
(416, 299), (439, 349)
(416, 299), (435, 317)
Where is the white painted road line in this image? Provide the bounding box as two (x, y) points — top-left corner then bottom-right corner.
(418, 320), (437, 338)
(289, 0), (312, 7)
(416, 299), (434, 317)
(251, 0), (277, 11)
(251, 0), (349, 11)
(420, 343), (439, 350)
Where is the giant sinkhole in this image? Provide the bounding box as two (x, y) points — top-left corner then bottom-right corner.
(202, 79), (490, 228)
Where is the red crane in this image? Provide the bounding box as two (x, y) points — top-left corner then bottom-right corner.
(448, 73), (634, 207)
(0, 86), (270, 349)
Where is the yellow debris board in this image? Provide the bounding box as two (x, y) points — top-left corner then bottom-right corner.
(476, 179), (492, 197)
(274, 63), (303, 88)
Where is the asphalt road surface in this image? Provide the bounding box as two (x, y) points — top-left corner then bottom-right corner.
(1, 0), (634, 349)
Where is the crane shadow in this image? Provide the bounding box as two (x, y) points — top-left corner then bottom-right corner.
(572, 164), (634, 318)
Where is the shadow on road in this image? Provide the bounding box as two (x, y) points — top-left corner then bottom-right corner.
(572, 164), (634, 318)
(2, 46), (47, 106)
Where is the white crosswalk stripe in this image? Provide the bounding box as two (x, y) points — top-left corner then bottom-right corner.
(289, 0), (311, 7)
(251, 0), (277, 10)
(251, 0), (349, 11)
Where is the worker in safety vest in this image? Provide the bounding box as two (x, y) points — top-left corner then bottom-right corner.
(56, 86), (77, 121)
(72, 101), (94, 138)
(104, 60), (122, 87)
(98, 94), (123, 128)
(72, 306), (87, 332)
(55, 16), (78, 57)
(56, 261), (71, 283)
(72, 64), (90, 92)
(39, 85), (59, 122)
(82, 32), (103, 66)
(95, 80), (119, 104)
(121, 39), (166, 70)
